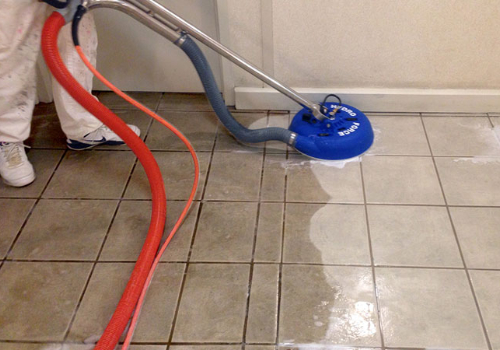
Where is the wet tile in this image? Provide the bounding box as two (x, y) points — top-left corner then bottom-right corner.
(376, 268), (487, 349)
(254, 203), (284, 263)
(10, 200), (117, 261)
(367, 205), (462, 267)
(470, 270), (500, 350)
(0, 262), (92, 341)
(450, 207), (500, 269)
(27, 114), (66, 149)
(367, 116), (430, 155)
(362, 156), (444, 205)
(0, 150), (64, 198)
(435, 157), (500, 206)
(146, 111), (218, 151)
(173, 264), (250, 342)
(286, 155), (364, 204)
(97, 91), (162, 110)
(246, 264), (279, 343)
(43, 151), (135, 199)
(170, 346), (239, 350)
(125, 152), (210, 200)
(423, 116), (500, 156)
(0, 199), (35, 259)
(261, 153), (286, 202)
(204, 152), (262, 201)
(158, 93), (211, 111)
(0, 344), (61, 350)
(266, 113), (290, 153)
(284, 204), (370, 265)
(280, 265), (380, 346)
(215, 113), (267, 152)
(68, 263), (184, 342)
(191, 202), (257, 262)
(100, 201), (199, 262)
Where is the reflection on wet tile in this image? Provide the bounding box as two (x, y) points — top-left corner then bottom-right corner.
(286, 154), (364, 204)
(255, 203), (283, 263)
(27, 114), (66, 149)
(173, 264), (250, 342)
(376, 268), (487, 348)
(158, 93), (211, 111)
(435, 157), (500, 206)
(0, 262), (92, 341)
(261, 153), (286, 202)
(0, 199), (35, 259)
(215, 113), (267, 152)
(284, 204), (370, 265)
(98, 91), (162, 110)
(368, 205), (462, 267)
(362, 156), (444, 205)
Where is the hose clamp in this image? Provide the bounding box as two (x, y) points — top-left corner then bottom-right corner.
(289, 132), (298, 146)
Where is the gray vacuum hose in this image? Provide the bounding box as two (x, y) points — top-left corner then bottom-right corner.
(178, 36), (295, 145)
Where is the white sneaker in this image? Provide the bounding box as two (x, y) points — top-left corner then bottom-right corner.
(66, 124), (141, 150)
(0, 142), (36, 187)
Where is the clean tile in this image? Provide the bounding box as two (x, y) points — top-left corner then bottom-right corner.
(261, 153), (286, 202)
(254, 203), (284, 263)
(0, 199), (35, 258)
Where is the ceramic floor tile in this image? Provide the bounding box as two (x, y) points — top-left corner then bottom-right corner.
(279, 265), (380, 346)
(68, 263), (184, 342)
(470, 270), (500, 350)
(204, 152), (263, 201)
(367, 205), (462, 267)
(435, 157), (500, 206)
(286, 154), (364, 204)
(246, 264), (279, 343)
(10, 200), (117, 261)
(43, 151), (135, 199)
(125, 152), (210, 200)
(261, 153), (286, 202)
(190, 202), (258, 262)
(0, 262), (92, 341)
(376, 267), (487, 349)
(0, 344), (61, 350)
(33, 102), (56, 116)
(450, 207), (500, 269)
(266, 113), (290, 153)
(100, 201), (199, 262)
(284, 204), (371, 265)
(423, 116), (500, 156)
(0, 199), (35, 259)
(173, 263), (250, 342)
(146, 111), (218, 151)
(254, 203), (284, 263)
(362, 156), (444, 205)
(0, 150), (64, 198)
(246, 346), (275, 350)
(158, 93), (211, 111)
(170, 346), (240, 350)
(215, 113), (267, 152)
(27, 114), (66, 149)
(367, 116), (430, 155)
(97, 91), (162, 110)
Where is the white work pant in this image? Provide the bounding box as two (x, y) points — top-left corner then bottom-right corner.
(0, 0), (102, 143)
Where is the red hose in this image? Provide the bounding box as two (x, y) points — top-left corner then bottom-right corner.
(42, 13), (167, 350)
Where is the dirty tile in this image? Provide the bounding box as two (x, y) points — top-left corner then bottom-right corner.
(376, 268), (487, 349)
(33, 102), (56, 116)
(215, 113), (267, 152)
(0, 262), (92, 341)
(470, 270), (500, 350)
(246, 264), (279, 343)
(170, 346), (239, 350)
(0, 199), (35, 259)
(266, 113), (290, 153)
(146, 111), (218, 151)
(254, 203), (283, 263)
(204, 152), (262, 201)
(68, 263), (184, 342)
(367, 116), (430, 155)
(362, 156), (444, 205)
(97, 91), (162, 110)
(27, 114), (66, 149)
(280, 265), (380, 346)
(435, 157), (500, 206)
(173, 264), (250, 342)
(286, 155), (364, 204)
(284, 204), (370, 265)
(368, 205), (462, 267)
(44, 151), (135, 199)
(0, 344), (61, 350)
(261, 153), (286, 202)
(10, 200), (117, 261)
(125, 152), (210, 200)
(423, 116), (500, 156)
(450, 207), (500, 269)
(0, 150), (64, 198)
(158, 93), (211, 111)
(191, 202), (257, 262)
(100, 201), (199, 262)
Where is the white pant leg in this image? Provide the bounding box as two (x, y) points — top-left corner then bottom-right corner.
(52, 11), (102, 139)
(0, 1), (46, 143)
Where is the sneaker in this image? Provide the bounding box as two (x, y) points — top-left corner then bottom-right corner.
(66, 124), (141, 150)
(0, 142), (36, 187)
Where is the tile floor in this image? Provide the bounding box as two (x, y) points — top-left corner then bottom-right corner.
(1, 93), (500, 350)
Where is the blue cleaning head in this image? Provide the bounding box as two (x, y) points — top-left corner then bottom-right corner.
(290, 103), (374, 160)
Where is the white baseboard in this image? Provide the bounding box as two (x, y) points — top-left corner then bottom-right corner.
(234, 87), (500, 113)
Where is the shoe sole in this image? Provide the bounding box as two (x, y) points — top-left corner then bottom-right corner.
(3, 172), (36, 187)
(67, 140), (125, 150)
